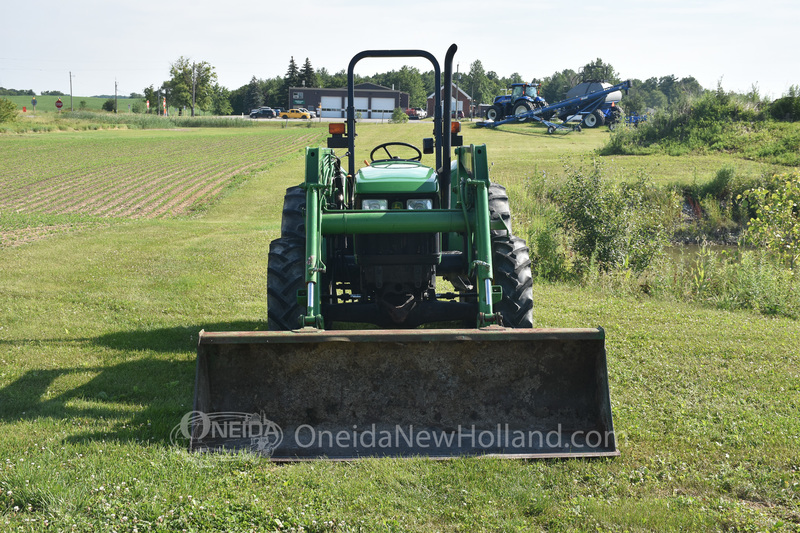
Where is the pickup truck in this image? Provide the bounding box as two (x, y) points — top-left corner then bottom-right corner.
(280, 108), (312, 119)
(404, 107), (428, 120)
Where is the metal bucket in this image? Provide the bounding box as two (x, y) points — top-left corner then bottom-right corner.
(191, 327), (618, 460)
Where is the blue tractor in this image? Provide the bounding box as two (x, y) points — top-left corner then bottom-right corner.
(485, 83), (549, 122)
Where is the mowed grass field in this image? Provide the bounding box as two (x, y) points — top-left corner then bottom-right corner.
(3, 95), (132, 113)
(1, 121), (799, 531)
(0, 126), (321, 246)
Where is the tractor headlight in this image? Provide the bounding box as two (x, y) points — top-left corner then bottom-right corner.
(362, 199), (388, 210)
(406, 199), (433, 210)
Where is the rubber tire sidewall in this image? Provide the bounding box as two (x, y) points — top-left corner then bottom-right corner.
(486, 105), (503, 121)
(280, 185), (306, 240)
(513, 101), (532, 122)
(267, 237), (306, 331)
(492, 234), (534, 328)
(488, 182), (512, 237)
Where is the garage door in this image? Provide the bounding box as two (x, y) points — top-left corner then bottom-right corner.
(320, 96), (343, 118)
(345, 97), (370, 119)
(371, 97), (395, 119)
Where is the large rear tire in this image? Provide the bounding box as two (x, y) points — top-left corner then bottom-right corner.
(513, 100), (533, 122)
(492, 234), (534, 328)
(488, 182), (512, 237)
(267, 237), (306, 330)
(280, 185), (306, 240)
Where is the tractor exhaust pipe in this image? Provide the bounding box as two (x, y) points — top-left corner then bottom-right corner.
(441, 44), (457, 209)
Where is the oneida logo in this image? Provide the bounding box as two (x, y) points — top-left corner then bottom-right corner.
(171, 411), (283, 456)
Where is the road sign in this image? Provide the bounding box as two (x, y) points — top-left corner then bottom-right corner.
(31, 97), (37, 106)
(55, 99), (63, 109)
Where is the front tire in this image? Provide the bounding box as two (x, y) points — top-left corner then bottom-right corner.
(492, 234), (534, 328)
(486, 105), (503, 122)
(267, 237), (306, 330)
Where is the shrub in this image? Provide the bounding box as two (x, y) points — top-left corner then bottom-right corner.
(558, 162), (625, 269)
(527, 218), (572, 282)
(741, 171), (800, 267)
(391, 107), (408, 123)
(769, 95), (800, 122)
(0, 97), (18, 123)
(102, 99), (116, 112)
(557, 162), (676, 272)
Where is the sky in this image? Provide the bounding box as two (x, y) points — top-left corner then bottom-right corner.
(2, 0), (797, 100)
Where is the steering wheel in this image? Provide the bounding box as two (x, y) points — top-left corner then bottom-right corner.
(370, 142), (423, 163)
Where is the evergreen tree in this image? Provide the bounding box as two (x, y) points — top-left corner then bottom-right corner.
(245, 76), (264, 112)
(280, 57), (301, 107)
(285, 57), (300, 87)
(300, 58), (317, 88)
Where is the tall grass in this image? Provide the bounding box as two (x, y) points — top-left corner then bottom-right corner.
(601, 89), (800, 166)
(586, 246), (800, 319)
(522, 162), (800, 319)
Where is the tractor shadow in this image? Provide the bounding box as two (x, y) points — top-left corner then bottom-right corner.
(0, 321), (263, 447)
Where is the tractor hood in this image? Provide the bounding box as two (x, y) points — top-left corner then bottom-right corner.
(355, 161), (439, 195)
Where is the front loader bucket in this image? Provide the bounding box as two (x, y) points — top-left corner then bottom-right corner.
(191, 327), (618, 460)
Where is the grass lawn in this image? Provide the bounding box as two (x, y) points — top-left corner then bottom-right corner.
(2, 95), (140, 115)
(1, 121), (798, 531)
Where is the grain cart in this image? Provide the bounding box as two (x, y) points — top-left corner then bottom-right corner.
(479, 80), (632, 134)
(192, 45), (618, 460)
(561, 80), (624, 128)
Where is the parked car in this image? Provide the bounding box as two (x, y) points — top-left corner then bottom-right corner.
(273, 107), (285, 115)
(280, 108), (311, 119)
(298, 107), (316, 118)
(250, 107), (276, 119)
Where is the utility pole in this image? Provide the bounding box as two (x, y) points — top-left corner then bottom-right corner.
(454, 63), (460, 119)
(191, 63), (197, 117)
(114, 79), (118, 113)
(69, 71), (74, 111)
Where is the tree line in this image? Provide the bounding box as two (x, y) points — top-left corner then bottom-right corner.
(149, 55), (721, 117)
(123, 55), (694, 116)
(5, 56), (796, 119)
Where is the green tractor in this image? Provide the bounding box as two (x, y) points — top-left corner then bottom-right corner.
(192, 45), (617, 460)
(268, 106), (531, 330)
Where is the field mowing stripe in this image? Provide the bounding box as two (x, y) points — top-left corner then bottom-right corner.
(0, 129), (324, 224)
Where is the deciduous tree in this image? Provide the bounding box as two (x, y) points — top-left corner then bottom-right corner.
(166, 57), (218, 116)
